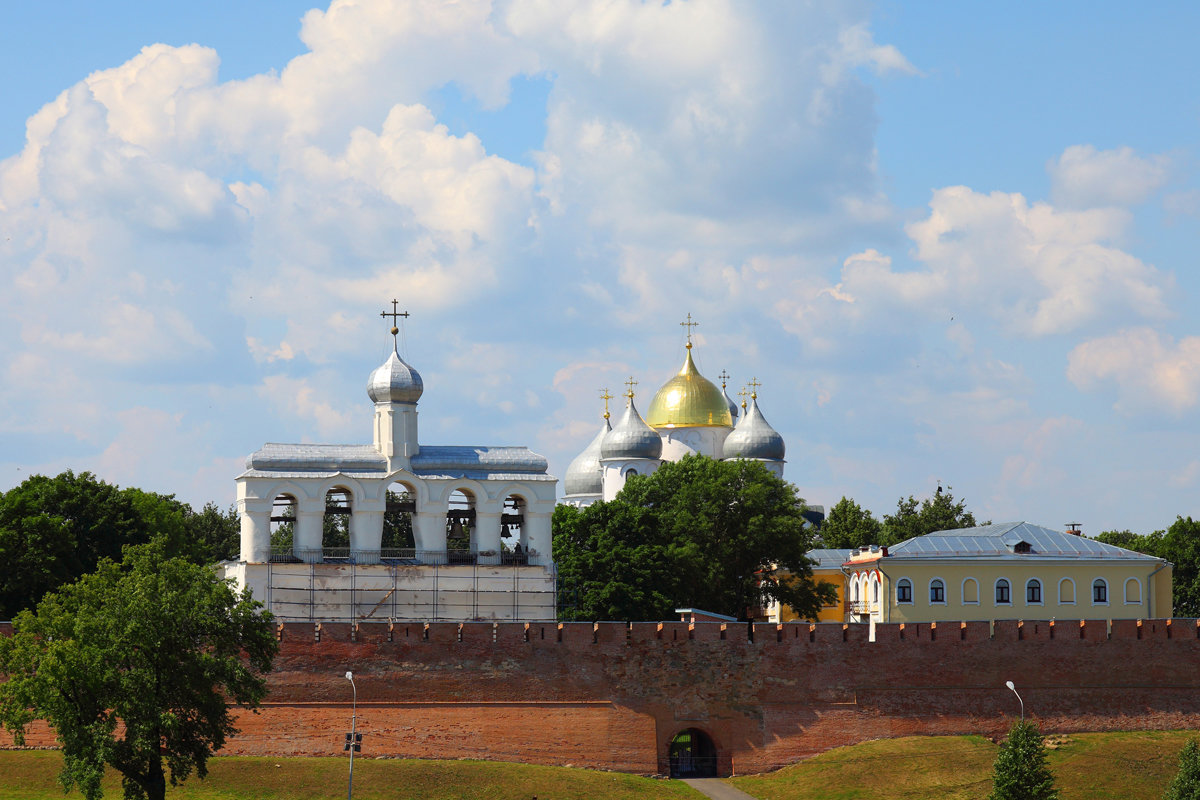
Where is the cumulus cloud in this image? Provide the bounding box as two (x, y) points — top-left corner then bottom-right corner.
(1067, 328), (1200, 414)
(1047, 144), (1170, 209)
(781, 186), (1172, 346)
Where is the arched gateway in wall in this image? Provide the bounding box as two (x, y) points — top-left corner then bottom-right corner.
(219, 304), (558, 622)
(668, 728), (719, 778)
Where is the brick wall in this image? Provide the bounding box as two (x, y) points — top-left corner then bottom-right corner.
(8, 619), (1200, 775)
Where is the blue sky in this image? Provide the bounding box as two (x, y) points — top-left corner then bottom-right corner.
(2, 1), (1198, 536)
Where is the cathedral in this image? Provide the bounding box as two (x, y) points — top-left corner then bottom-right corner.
(562, 317), (787, 507)
(221, 304), (558, 621)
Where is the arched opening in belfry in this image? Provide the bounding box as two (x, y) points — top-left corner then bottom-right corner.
(501, 494), (527, 564)
(269, 493), (297, 560)
(322, 486), (353, 558)
(668, 728), (718, 779)
(446, 488), (476, 563)
(384, 480), (417, 559)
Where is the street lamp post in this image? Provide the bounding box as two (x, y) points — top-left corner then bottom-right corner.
(1005, 680), (1024, 722)
(346, 671), (357, 800)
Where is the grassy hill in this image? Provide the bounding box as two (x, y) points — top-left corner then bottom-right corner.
(2, 729), (1196, 799)
(729, 729), (1198, 799)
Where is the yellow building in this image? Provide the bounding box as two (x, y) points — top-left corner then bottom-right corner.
(767, 549), (853, 623)
(843, 522), (1172, 624)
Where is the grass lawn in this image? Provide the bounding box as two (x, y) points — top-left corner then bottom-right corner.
(727, 729), (1200, 800)
(0, 751), (701, 800)
(4, 730), (1197, 799)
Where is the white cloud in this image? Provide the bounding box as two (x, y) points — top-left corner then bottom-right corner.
(1047, 144), (1170, 209)
(1067, 327), (1200, 414)
(781, 186), (1172, 346)
(258, 374), (358, 438)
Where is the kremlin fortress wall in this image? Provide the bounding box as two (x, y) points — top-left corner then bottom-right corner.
(9, 618), (1200, 776)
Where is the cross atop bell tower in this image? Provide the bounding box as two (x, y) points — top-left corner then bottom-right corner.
(381, 300), (409, 350)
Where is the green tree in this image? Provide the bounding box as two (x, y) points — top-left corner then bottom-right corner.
(817, 496), (883, 549)
(182, 502), (241, 563)
(1165, 739), (1200, 800)
(882, 487), (982, 546)
(0, 540), (277, 800)
(553, 455), (835, 621)
(0, 471), (153, 619)
(988, 720), (1059, 800)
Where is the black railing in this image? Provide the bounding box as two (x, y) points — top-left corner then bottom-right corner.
(268, 547), (549, 567)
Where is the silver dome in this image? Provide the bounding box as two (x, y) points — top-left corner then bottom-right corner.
(722, 384), (740, 421)
(722, 396), (784, 461)
(367, 348), (424, 404)
(601, 398), (663, 460)
(564, 419), (610, 495)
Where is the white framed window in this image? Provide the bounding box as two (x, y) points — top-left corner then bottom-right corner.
(872, 577), (879, 603)
(962, 577), (980, 605)
(896, 578), (913, 604)
(1059, 577), (1076, 605)
(995, 578), (1012, 605)
(929, 578), (946, 605)
(1092, 578), (1109, 605)
(1025, 578), (1042, 605)
(1124, 577), (1142, 605)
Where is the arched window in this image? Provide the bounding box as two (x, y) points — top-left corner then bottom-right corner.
(1026, 579), (1042, 604)
(1124, 577), (1142, 604)
(1092, 578), (1108, 604)
(962, 578), (979, 605)
(995, 578), (1011, 605)
(446, 489), (476, 563)
(269, 493), (298, 560)
(929, 579), (946, 604)
(871, 578), (879, 603)
(624, 468), (638, 477)
(1059, 578), (1076, 604)
(850, 576), (860, 602)
(384, 481), (417, 559)
(896, 578), (913, 604)
(502, 494), (527, 564)
(323, 486), (353, 559)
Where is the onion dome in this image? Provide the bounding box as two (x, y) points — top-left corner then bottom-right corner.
(723, 395), (785, 461)
(367, 346), (424, 404)
(721, 383), (740, 422)
(601, 397), (663, 460)
(646, 347), (734, 428)
(564, 419), (610, 495)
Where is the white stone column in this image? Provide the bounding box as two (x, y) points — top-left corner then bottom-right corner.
(294, 498), (325, 563)
(474, 511), (502, 565)
(413, 510), (447, 564)
(239, 503), (271, 563)
(352, 507), (385, 565)
(524, 510), (552, 566)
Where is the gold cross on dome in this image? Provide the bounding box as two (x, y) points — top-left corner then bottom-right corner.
(747, 377), (761, 399)
(380, 299), (410, 339)
(624, 376), (638, 399)
(680, 313), (698, 348)
(738, 386), (748, 410)
(718, 369), (731, 388)
(599, 388), (613, 419)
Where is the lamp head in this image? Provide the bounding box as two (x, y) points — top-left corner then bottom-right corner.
(345, 671), (354, 681)
(1005, 680), (1015, 691)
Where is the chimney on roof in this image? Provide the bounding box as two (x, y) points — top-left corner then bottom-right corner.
(1065, 522), (1082, 536)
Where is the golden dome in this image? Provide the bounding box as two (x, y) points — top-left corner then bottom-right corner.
(646, 347), (734, 428)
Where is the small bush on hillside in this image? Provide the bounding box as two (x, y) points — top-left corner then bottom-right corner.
(988, 720), (1059, 800)
(1165, 739), (1200, 800)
